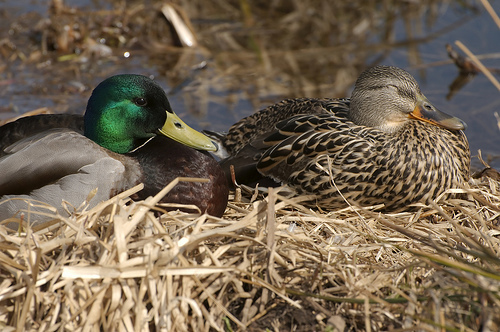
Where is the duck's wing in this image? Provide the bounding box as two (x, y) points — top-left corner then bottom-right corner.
(256, 113), (378, 180)
(220, 98), (349, 156)
(0, 114), (84, 156)
(0, 129), (115, 195)
(0, 129), (141, 225)
(214, 98), (350, 186)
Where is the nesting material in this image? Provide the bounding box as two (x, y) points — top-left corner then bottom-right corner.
(1, 176), (500, 331)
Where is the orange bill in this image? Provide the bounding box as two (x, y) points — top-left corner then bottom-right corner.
(409, 94), (467, 131)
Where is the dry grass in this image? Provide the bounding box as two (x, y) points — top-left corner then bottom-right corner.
(1, 174), (500, 331)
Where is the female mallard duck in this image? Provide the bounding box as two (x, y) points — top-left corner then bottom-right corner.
(0, 74), (228, 228)
(210, 65), (470, 210)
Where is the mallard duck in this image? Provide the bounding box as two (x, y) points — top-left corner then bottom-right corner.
(209, 65), (470, 210)
(0, 74), (229, 228)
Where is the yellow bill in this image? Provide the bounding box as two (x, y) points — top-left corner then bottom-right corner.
(159, 112), (217, 151)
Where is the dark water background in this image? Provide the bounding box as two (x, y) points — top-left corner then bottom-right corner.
(0, 0), (499, 169)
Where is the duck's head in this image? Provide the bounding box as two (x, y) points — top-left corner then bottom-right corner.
(84, 74), (216, 154)
(349, 65), (467, 134)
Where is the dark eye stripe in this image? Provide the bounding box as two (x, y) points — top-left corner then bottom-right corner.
(396, 87), (415, 100)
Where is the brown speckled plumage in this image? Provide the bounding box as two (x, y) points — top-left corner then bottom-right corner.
(211, 66), (470, 210)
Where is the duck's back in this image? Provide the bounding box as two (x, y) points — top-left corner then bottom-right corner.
(213, 98), (350, 186)
(0, 114), (84, 156)
(220, 98), (350, 156)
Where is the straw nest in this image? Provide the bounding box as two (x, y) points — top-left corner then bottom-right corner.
(1, 169), (500, 331)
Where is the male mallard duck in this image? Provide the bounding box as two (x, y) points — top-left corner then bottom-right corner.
(0, 74), (228, 228)
(209, 65), (470, 210)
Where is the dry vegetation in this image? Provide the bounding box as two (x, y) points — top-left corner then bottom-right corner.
(1, 176), (500, 331)
(1, 0), (500, 331)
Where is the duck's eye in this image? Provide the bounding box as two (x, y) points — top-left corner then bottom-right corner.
(134, 98), (147, 106)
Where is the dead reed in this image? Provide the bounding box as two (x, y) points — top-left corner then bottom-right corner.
(1, 174), (499, 331)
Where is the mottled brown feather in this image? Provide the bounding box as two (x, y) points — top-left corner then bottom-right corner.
(211, 66), (470, 211)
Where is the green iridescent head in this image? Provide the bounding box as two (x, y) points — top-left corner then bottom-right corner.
(84, 74), (216, 154)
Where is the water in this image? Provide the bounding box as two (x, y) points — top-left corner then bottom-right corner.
(0, 0), (499, 170)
